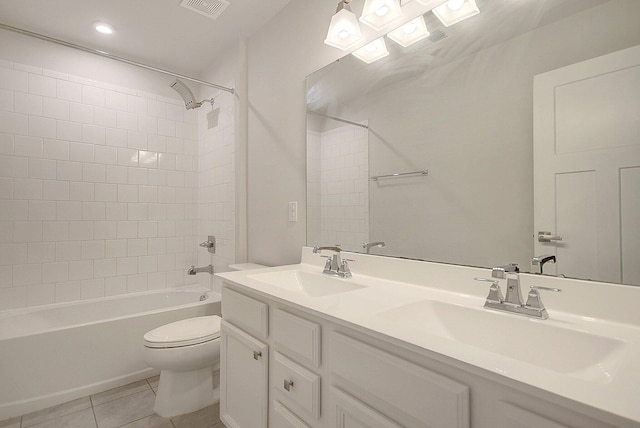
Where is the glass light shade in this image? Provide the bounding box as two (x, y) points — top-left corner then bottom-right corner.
(359, 0), (404, 30)
(432, 0), (480, 27)
(325, 6), (363, 50)
(387, 16), (430, 47)
(352, 37), (389, 64)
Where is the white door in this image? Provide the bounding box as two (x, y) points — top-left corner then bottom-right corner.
(220, 320), (269, 428)
(533, 45), (640, 284)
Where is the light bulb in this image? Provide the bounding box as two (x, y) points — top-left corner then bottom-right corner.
(402, 22), (417, 34)
(338, 29), (350, 39)
(375, 5), (390, 16)
(365, 43), (378, 53)
(447, 0), (465, 11)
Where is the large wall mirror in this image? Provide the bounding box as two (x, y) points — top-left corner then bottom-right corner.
(306, 0), (640, 285)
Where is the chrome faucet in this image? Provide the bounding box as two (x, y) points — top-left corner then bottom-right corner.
(362, 241), (385, 254)
(187, 264), (214, 275)
(531, 254), (556, 274)
(492, 263), (522, 306)
(474, 263), (561, 319)
(313, 246), (352, 278)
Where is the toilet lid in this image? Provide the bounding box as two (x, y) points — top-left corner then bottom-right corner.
(144, 315), (221, 348)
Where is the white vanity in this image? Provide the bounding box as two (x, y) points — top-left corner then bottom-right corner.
(216, 247), (640, 428)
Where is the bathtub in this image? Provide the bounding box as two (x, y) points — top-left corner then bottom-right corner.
(0, 286), (221, 420)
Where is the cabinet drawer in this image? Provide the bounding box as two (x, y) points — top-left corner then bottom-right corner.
(273, 352), (321, 420)
(222, 286), (268, 339)
(330, 386), (402, 428)
(329, 332), (469, 428)
(272, 401), (311, 428)
(273, 309), (321, 367)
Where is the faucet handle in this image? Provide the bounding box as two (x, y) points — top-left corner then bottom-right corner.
(474, 277), (504, 303)
(340, 259), (354, 277)
(526, 285), (561, 310)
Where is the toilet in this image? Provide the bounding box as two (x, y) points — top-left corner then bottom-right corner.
(143, 315), (222, 417)
(143, 262), (266, 417)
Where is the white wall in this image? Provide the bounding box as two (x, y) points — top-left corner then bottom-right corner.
(245, 0), (344, 266)
(0, 30), (239, 310)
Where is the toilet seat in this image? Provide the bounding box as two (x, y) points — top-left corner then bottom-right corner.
(144, 315), (221, 348)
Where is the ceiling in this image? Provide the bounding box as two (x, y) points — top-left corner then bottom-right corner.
(0, 0), (293, 77)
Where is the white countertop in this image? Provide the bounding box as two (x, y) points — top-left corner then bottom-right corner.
(217, 248), (640, 425)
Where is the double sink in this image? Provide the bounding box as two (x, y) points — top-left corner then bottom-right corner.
(247, 268), (626, 382)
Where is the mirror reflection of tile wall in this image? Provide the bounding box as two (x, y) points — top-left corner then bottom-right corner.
(307, 123), (368, 252)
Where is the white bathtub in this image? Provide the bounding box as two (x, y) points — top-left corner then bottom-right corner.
(0, 286), (221, 420)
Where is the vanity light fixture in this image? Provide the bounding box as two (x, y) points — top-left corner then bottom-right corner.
(387, 15), (430, 47)
(352, 37), (389, 63)
(431, 0), (480, 27)
(93, 22), (115, 35)
(324, 0), (363, 50)
(359, 0), (404, 30)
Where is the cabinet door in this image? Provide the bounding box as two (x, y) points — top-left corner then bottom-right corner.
(496, 402), (571, 428)
(331, 387), (402, 428)
(220, 320), (268, 428)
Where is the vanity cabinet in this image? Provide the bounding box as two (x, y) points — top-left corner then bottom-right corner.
(220, 282), (629, 428)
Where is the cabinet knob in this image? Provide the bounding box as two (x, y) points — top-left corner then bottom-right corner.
(253, 351), (262, 360)
(283, 379), (294, 391)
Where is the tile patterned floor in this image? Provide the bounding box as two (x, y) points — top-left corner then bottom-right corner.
(0, 375), (225, 428)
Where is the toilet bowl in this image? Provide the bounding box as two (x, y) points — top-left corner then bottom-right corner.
(143, 315), (222, 417)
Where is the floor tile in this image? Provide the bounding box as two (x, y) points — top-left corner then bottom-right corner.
(91, 380), (151, 406)
(117, 414), (174, 428)
(0, 417), (20, 428)
(28, 408), (96, 428)
(22, 397), (92, 427)
(93, 389), (156, 428)
(171, 404), (220, 428)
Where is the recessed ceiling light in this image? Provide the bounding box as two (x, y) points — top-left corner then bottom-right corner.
(94, 22), (115, 35)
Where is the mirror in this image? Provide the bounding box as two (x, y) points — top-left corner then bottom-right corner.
(306, 0), (640, 285)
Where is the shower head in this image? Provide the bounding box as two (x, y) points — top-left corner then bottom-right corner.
(170, 79), (203, 110)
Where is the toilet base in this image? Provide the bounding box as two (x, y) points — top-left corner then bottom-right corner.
(154, 367), (219, 418)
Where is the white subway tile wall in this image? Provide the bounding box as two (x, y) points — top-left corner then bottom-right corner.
(196, 90), (236, 290)
(0, 61), (235, 311)
(307, 124), (369, 252)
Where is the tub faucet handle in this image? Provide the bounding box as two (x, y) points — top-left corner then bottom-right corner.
(199, 235), (216, 254)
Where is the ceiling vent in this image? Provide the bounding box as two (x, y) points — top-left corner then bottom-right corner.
(179, 0), (230, 20)
(427, 29), (447, 43)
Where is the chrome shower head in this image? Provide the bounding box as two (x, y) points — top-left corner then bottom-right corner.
(170, 79), (202, 110)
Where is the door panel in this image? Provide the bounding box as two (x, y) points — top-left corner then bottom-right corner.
(534, 45), (640, 284)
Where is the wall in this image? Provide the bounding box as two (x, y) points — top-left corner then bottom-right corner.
(196, 83), (237, 291)
(0, 31), (238, 310)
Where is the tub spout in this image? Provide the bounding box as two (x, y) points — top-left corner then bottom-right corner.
(187, 264), (214, 275)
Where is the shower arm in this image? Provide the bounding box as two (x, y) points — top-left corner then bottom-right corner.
(0, 22), (234, 94)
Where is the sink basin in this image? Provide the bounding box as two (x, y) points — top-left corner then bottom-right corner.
(247, 270), (366, 297)
(379, 300), (626, 381)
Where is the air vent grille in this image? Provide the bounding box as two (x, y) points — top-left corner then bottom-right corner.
(428, 29), (447, 43)
(180, 0), (230, 20)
